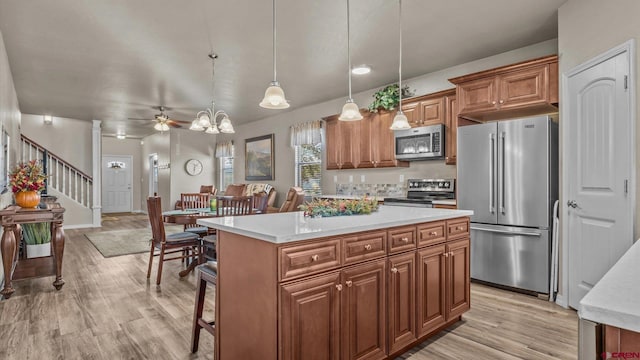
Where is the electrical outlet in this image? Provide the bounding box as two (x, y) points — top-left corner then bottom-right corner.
(334, 175), (338, 183)
(361, 175), (366, 183)
(399, 174), (404, 183)
(349, 175), (353, 183)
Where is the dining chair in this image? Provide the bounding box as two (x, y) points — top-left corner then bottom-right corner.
(223, 184), (246, 197)
(268, 187), (305, 213)
(146, 196), (202, 285)
(179, 193), (211, 236)
(252, 191), (269, 214)
(199, 185), (217, 195)
(215, 195), (254, 216)
(191, 260), (217, 353)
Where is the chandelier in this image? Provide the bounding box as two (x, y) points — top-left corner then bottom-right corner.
(190, 53), (235, 134)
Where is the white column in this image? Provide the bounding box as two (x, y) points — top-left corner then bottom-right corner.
(92, 120), (102, 227)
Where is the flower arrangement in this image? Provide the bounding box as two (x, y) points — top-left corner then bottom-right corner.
(9, 160), (47, 193)
(299, 197), (379, 218)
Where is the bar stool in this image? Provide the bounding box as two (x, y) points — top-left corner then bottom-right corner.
(191, 261), (217, 353)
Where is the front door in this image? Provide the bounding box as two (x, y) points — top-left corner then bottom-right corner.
(566, 44), (634, 309)
(102, 155), (132, 213)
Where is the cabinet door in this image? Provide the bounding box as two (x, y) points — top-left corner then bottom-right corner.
(280, 272), (341, 360)
(457, 77), (499, 115)
(498, 65), (549, 110)
(371, 111), (399, 168)
(420, 97), (445, 126)
(341, 260), (387, 360)
(388, 253), (416, 354)
(445, 95), (457, 165)
(325, 119), (341, 170)
(416, 244), (447, 337)
(358, 113), (375, 168)
(339, 120), (359, 169)
(446, 237), (470, 319)
(401, 101), (422, 128)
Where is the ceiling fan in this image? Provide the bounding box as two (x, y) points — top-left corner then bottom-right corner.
(128, 106), (190, 131)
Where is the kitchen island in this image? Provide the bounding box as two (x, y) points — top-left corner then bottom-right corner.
(198, 206), (473, 360)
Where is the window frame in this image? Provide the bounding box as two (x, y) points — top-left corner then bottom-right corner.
(294, 142), (322, 196)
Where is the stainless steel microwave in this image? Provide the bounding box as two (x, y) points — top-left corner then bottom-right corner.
(394, 124), (445, 160)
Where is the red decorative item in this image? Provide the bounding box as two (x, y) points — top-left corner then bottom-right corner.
(15, 190), (41, 208)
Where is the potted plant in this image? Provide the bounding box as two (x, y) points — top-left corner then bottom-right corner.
(368, 84), (415, 113)
(9, 160), (47, 208)
(22, 222), (51, 258)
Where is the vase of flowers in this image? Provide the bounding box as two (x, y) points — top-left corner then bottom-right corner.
(9, 160), (47, 208)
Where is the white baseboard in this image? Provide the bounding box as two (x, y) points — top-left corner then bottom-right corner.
(555, 293), (568, 309)
(64, 223), (97, 230)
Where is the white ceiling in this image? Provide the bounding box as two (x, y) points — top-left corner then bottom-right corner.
(0, 0), (565, 138)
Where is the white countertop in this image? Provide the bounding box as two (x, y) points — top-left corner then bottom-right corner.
(318, 194), (387, 202)
(197, 205), (473, 244)
(579, 239), (640, 332)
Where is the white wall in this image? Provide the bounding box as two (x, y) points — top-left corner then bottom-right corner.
(21, 114), (92, 174)
(210, 39), (558, 206)
(0, 29), (22, 287)
(102, 137), (143, 212)
(169, 130), (216, 203)
(141, 132), (171, 211)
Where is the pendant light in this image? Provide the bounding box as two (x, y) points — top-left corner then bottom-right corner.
(190, 53), (234, 134)
(390, 0), (411, 130)
(259, 0), (290, 109)
(338, 0), (363, 121)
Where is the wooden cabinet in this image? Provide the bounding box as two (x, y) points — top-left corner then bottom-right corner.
(325, 112), (407, 170)
(280, 272), (341, 360)
(342, 260), (387, 360)
(419, 97), (445, 127)
(401, 102), (420, 127)
(449, 55), (558, 121)
(388, 252), (417, 353)
(416, 244), (447, 337)
(400, 89), (454, 128)
(433, 203), (457, 210)
(325, 117), (358, 170)
(444, 94), (457, 165)
(446, 238), (470, 319)
(604, 325), (640, 353)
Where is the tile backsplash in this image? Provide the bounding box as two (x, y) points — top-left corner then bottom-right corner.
(336, 183), (406, 197)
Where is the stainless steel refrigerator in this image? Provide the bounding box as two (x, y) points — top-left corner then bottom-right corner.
(458, 115), (558, 294)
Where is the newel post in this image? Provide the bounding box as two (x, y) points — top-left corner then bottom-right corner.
(91, 120), (102, 227)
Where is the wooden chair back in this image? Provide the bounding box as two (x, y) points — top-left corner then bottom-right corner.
(215, 196), (253, 217)
(147, 196), (166, 246)
(224, 184), (246, 197)
(180, 193), (211, 210)
(252, 191), (269, 214)
(279, 187), (305, 212)
(199, 185), (218, 195)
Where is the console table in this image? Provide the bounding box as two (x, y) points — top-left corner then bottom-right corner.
(0, 203), (65, 299)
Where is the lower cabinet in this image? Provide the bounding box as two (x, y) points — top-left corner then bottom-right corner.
(388, 252), (417, 353)
(446, 238), (471, 319)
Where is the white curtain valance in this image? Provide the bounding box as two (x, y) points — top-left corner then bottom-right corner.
(290, 120), (322, 147)
(215, 140), (234, 158)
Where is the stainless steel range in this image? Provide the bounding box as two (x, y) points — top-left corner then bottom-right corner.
(384, 179), (455, 208)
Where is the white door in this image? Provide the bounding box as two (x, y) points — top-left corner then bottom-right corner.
(565, 44), (634, 309)
(102, 155), (133, 213)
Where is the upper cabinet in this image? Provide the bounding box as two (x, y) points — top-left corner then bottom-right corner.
(449, 55), (558, 122)
(401, 89), (453, 128)
(324, 112), (408, 170)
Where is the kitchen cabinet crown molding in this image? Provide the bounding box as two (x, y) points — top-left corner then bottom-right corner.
(447, 54), (558, 85)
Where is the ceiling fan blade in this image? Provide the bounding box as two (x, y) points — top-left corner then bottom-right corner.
(167, 117), (191, 124)
(166, 120), (183, 128)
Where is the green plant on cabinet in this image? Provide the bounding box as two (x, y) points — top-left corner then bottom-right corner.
(368, 84), (415, 112)
(22, 222), (51, 245)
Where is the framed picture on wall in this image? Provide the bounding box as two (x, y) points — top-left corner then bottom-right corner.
(245, 134), (274, 181)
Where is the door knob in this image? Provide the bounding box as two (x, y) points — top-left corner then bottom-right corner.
(567, 200), (578, 208)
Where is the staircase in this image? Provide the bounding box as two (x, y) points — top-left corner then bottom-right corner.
(20, 135), (93, 209)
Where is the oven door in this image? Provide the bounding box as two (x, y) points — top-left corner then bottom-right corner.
(394, 124), (444, 160)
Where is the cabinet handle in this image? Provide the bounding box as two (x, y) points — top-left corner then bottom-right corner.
(444, 252), (449, 258)
(401, 237), (409, 243)
(492, 101), (497, 105)
(449, 251), (454, 257)
(311, 254), (320, 262)
(499, 99), (504, 104)
(429, 231), (437, 236)
(391, 267), (398, 273)
(456, 226), (463, 231)
(336, 284), (343, 291)
(364, 244), (372, 251)
(345, 280), (353, 287)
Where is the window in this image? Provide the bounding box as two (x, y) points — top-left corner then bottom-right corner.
(220, 156), (234, 191)
(295, 143), (322, 196)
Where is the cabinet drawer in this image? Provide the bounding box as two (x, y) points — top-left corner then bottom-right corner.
(447, 218), (470, 239)
(417, 222), (446, 247)
(388, 226), (416, 254)
(280, 239), (341, 281)
(343, 231), (387, 264)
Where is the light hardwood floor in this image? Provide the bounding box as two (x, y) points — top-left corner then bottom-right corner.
(0, 214), (578, 360)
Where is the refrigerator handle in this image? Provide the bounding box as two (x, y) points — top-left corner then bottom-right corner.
(471, 225), (542, 237)
(500, 131), (506, 215)
(489, 133), (495, 214)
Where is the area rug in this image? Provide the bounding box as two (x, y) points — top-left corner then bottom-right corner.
(85, 226), (182, 258)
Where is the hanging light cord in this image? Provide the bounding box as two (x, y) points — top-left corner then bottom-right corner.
(347, 0), (352, 100)
(211, 55), (216, 109)
(398, 0), (403, 111)
(272, 0), (277, 83)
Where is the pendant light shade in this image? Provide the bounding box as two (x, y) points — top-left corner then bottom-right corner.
(338, 0), (362, 121)
(260, 0), (290, 109)
(190, 119), (205, 131)
(390, 0), (411, 131)
(219, 116), (235, 133)
(154, 122), (170, 132)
